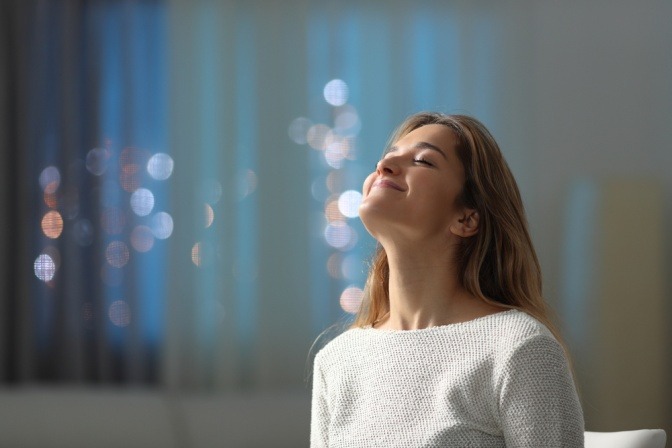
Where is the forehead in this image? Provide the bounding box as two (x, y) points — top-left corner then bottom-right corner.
(393, 124), (458, 154)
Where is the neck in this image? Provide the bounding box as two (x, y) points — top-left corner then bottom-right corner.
(373, 235), (504, 330)
(376, 237), (466, 330)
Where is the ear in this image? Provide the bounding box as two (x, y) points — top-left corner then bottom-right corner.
(449, 210), (479, 238)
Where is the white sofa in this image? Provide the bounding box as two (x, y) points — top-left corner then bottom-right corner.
(0, 387), (311, 448)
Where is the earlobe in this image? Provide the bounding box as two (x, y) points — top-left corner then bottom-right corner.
(450, 210), (479, 238)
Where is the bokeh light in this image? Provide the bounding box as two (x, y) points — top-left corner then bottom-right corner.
(44, 191), (58, 209)
(130, 188), (155, 216)
(324, 221), (356, 250)
(119, 170), (141, 193)
(120, 147), (149, 168)
(86, 148), (111, 176)
(324, 197), (344, 222)
(324, 140), (348, 169)
(130, 225), (154, 252)
(323, 79), (349, 107)
(101, 207), (127, 235)
(151, 212), (173, 239)
(204, 204), (214, 228)
(237, 169), (258, 200)
(34, 140), (176, 302)
(42, 245), (61, 270)
(108, 300), (131, 327)
(119, 148), (147, 193)
(334, 105), (361, 137)
(147, 153), (174, 180)
(39, 166), (61, 194)
(340, 286), (363, 314)
(41, 210), (64, 239)
(123, 162), (140, 174)
(34, 254), (56, 282)
(307, 124), (331, 150)
(191, 242), (216, 267)
(338, 190), (362, 218)
(72, 219), (94, 246)
(288, 117), (312, 145)
(191, 242), (202, 267)
(326, 170), (346, 194)
(292, 85), (365, 319)
(105, 241), (130, 268)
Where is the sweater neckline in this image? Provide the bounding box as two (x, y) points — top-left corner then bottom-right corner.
(355, 308), (520, 335)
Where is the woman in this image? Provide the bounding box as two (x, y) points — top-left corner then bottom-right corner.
(310, 112), (584, 447)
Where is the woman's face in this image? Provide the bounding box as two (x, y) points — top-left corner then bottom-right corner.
(358, 124), (468, 243)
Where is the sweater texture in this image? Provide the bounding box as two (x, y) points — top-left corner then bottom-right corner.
(310, 309), (584, 447)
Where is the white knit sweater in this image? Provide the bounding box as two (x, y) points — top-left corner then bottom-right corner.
(310, 309), (584, 447)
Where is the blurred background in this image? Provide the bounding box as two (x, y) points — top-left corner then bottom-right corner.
(0, 0), (670, 446)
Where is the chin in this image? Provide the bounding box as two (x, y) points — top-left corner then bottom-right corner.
(359, 203), (404, 241)
(358, 203), (384, 239)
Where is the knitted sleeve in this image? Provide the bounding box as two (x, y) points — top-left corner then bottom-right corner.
(310, 354), (329, 448)
(497, 334), (585, 448)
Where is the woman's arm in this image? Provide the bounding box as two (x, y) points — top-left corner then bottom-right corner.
(310, 355), (329, 448)
(497, 334), (585, 448)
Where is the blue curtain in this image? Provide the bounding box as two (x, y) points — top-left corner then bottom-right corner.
(0, 0), (168, 383)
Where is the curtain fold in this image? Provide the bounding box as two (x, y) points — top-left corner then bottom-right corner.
(0, 0), (25, 383)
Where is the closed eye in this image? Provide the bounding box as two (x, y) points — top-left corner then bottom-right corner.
(413, 158), (434, 167)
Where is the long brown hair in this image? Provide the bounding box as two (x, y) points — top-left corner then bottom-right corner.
(353, 112), (562, 344)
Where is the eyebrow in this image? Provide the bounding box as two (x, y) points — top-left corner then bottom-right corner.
(386, 141), (448, 159)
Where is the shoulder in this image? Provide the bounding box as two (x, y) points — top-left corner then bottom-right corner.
(452, 309), (557, 352)
(313, 327), (365, 370)
(487, 310), (570, 387)
(467, 310), (566, 378)
(473, 309), (557, 349)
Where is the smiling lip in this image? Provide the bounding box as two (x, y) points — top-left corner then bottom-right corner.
(372, 179), (405, 191)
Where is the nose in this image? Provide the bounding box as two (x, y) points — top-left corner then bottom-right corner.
(376, 156), (399, 175)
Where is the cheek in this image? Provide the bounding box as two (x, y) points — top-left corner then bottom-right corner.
(415, 178), (462, 214)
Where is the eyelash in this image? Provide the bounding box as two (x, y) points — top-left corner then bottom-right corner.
(413, 158), (433, 167)
(375, 157), (434, 170)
